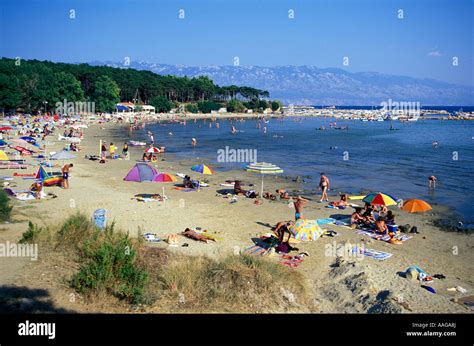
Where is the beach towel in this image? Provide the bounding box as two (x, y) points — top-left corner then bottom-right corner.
(357, 230), (412, 243)
(351, 245), (393, 260)
(280, 254), (305, 268)
(316, 218), (337, 226)
(143, 233), (161, 242)
(243, 245), (269, 256)
(173, 187), (199, 192)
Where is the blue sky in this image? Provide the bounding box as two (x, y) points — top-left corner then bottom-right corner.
(1, 0), (473, 86)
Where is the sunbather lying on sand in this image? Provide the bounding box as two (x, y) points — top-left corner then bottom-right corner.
(330, 194), (348, 207)
(181, 228), (216, 243)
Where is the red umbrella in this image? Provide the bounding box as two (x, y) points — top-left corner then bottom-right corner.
(11, 146), (34, 154)
(0, 126), (13, 131)
(145, 147), (160, 153)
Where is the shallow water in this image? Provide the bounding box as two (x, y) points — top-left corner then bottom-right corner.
(132, 117), (474, 222)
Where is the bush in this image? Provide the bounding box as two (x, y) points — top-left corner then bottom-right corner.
(71, 225), (149, 304)
(20, 221), (43, 244)
(55, 212), (97, 250)
(226, 99), (246, 113)
(0, 190), (13, 221)
(185, 103), (198, 113)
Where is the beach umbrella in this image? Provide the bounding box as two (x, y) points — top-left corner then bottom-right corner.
(401, 199), (432, 213)
(11, 138), (30, 145)
(0, 150), (9, 161)
(20, 136), (37, 144)
(362, 192), (398, 206)
(50, 151), (76, 160)
(152, 173), (177, 182)
(145, 146), (160, 153)
(11, 146), (33, 154)
(401, 199), (433, 229)
(245, 162), (283, 197)
(191, 164), (215, 175)
(289, 219), (323, 241)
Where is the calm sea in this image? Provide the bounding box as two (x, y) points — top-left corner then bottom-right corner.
(134, 116), (474, 222)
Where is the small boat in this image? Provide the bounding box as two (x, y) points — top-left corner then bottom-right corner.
(129, 141), (147, 146)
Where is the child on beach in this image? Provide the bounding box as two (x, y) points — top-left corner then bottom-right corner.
(101, 142), (107, 160)
(122, 142), (129, 160)
(109, 142), (117, 159)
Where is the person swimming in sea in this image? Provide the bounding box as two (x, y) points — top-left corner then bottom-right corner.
(429, 175), (437, 188)
(231, 125), (238, 134)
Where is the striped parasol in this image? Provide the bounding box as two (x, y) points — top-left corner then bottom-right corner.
(362, 192), (398, 206)
(245, 162), (283, 197)
(191, 164), (215, 175)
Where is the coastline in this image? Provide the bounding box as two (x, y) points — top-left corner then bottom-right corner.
(0, 120), (472, 313)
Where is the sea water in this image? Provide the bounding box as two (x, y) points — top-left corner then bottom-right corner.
(136, 117), (474, 222)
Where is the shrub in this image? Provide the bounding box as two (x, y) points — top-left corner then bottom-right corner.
(19, 221), (43, 244)
(185, 103), (198, 113)
(71, 225), (149, 304)
(0, 190), (13, 221)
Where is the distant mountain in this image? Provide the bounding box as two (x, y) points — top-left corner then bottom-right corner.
(90, 61), (474, 106)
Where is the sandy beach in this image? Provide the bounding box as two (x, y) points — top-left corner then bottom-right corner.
(0, 118), (472, 314)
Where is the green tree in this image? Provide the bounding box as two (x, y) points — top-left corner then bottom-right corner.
(0, 74), (21, 112)
(150, 96), (173, 113)
(93, 75), (120, 113)
(226, 99), (245, 113)
(271, 100), (282, 112)
(51, 72), (84, 105)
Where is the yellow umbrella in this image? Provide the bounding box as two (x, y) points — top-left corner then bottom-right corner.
(0, 150), (9, 161)
(289, 219), (323, 241)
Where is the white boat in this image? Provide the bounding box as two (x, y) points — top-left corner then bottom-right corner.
(407, 116), (419, 122)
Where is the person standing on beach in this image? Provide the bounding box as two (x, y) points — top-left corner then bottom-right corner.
(294, 196), (308, 220)
(101, 141), (107, 160)
(61, 163), (73, 189)
(122, 142), (129, 160)
(429, 175), (437, 188)
(109, 142), (117, 159)
(319, 172), (330, 202)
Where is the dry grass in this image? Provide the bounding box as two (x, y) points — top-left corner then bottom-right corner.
(20, 212), (311, 312)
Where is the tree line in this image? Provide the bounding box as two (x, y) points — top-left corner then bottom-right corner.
(0, 58), (280, 114)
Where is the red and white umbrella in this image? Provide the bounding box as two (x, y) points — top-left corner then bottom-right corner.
(145, 147), (160, 153)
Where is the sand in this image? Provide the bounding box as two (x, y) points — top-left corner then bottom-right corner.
(0, 119), (473, 313)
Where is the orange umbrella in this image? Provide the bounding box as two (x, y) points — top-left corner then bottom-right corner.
(401, 199), (432, 213)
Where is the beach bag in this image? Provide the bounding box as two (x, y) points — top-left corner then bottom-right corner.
(93, 209), (107, 230)
(275, 242), (290, 253)
(399, 224), (411, 233)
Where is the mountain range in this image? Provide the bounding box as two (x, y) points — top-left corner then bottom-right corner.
(91, 61), (474, 106)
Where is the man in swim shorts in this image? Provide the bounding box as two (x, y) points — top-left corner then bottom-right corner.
(428, 175), (437, 188)
(61, 163), (73, 189)
(319, 172), (330, 202)
(294, 196), (308, 220)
